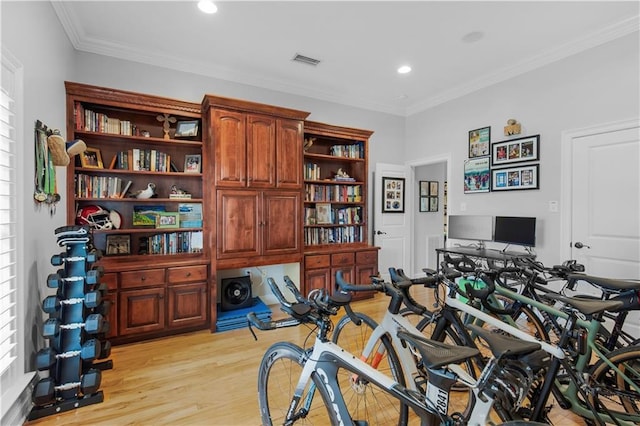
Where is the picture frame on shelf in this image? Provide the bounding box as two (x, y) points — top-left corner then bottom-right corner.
(419, 181), (429, 197)
(382, 177), (405, 213)
(464, 157), (490, 193)
(105, 234), (131, 256)
(492, 164), (539, 191)
(469, 126), (491, 158)
(174, 120), (199, 138)
(155, 212), (180, 229)
(80, 147), (104, 169)
(491, 134), (540, 167)
(419, 197), (428, 212)
(184, 154), (202, 173)
(316, 202), (332, 225)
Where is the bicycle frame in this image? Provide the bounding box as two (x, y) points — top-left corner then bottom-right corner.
(458, 283), (640, 424)
(292, 337), (494, 426)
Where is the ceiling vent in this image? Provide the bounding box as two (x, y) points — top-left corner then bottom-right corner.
(292, 53), (321, 66)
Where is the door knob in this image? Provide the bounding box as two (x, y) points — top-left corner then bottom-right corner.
(375, 230), (387, 235)
(574, 242), (591, 249)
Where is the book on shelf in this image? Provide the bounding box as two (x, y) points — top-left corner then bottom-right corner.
(120, 180), (133, 198)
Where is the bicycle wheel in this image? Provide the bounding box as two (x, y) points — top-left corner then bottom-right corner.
(332, 312), (410, 425)
(258, 342), (331, 425)
(588, 344), (640, 422)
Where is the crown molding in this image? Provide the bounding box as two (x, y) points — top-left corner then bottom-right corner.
(52, 2), (637, 117)
(406, 15), (640, 116)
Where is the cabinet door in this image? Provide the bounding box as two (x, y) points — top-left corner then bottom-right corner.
(247, 114), (276, 188)
(353, 263), (377, 301)
(217, 190), (260, 259)
(262, 191), (301, 256)
(331, 266), (354, 295)
(276, 118), (303, 189)
(304, 268), (331, 296)
(213, 109), (246, 187)
(168, 282), (208, 329)
(119, 287), (165, 335)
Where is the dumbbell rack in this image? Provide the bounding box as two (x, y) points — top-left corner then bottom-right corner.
(29, 225), (112, 420)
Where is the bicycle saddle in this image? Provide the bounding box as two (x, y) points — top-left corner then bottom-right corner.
(545, 293), (624, 316)
(466, 324), (541, 358)
(396, 330), (479, 369)
(567, 274), (640, 291)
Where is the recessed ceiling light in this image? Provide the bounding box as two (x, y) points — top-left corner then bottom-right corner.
(198, 0), (218, 14)
(397, 65), (412, 74)
(462, 31), (484, 43)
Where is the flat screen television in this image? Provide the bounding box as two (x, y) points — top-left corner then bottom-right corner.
(447, 215), (493, 242)
(494, 216), (536, 247)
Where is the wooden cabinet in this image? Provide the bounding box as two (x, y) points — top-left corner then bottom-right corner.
(114, 263), (209, 341)
(216, 189), (301, 264)
(203, 95), (309, 271)
(208, 100), (307, 190)
(304, 247), (379, 300)
(64, 82), (212, 344)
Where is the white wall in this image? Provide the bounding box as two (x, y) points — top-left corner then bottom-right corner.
(413, 163), (446, 273)
(405, 33), (640, 265)
(1, 1), (76, 424)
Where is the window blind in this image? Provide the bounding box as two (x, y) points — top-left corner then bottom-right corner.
(0, 74), (17, 377)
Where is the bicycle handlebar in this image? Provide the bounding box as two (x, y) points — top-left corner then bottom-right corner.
(247, 312), (302, 331)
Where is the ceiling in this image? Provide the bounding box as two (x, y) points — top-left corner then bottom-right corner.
(51, 1), (639, 116)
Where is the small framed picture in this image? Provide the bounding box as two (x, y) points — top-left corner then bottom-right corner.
(316, 203), (332, 225)
(382, 177), (405, 213)
(105, 234), (130, 256)
(184, 154), (202, 173)
(464, 157), (490, 194)
(175, 120), (199, 138)
(491, 135), (540, 167)
(429, 196), (439, 212)
(469, 126), (491, 158)
(155, 212), (180, 229)
(492, 164), (540, 191)
(419, 181), (429, 197)
(429, 181), (439, 197)
(80, 147), (104, 169)
(419, 197), (428, 212)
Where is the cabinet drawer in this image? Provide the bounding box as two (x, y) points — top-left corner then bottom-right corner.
(332, 252), (354, 266)
(168, 265), (208, 284)
(356, 250), (378, 265)
(306, 254), (330, 269)
(101, 272), (118, 291)
(120, 269), (166, 289)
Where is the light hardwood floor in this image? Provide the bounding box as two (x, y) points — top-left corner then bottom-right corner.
(25, 287), (585, 426)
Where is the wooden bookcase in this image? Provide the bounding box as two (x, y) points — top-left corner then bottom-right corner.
(302, 121), (378, 299)
(64, 82), (211, 343)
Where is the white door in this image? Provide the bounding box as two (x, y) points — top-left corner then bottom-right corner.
(373, 163), (411, 281)
(566, 120), (640, 336)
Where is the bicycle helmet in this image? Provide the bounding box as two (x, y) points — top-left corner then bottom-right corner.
(76, 205), (120, 230)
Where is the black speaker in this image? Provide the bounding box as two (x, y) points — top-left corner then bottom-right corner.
(220, 276), (253, 311)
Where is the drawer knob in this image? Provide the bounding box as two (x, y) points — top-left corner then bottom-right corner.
(186, 272), (192, 277)
(141, 276), (146, 281)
